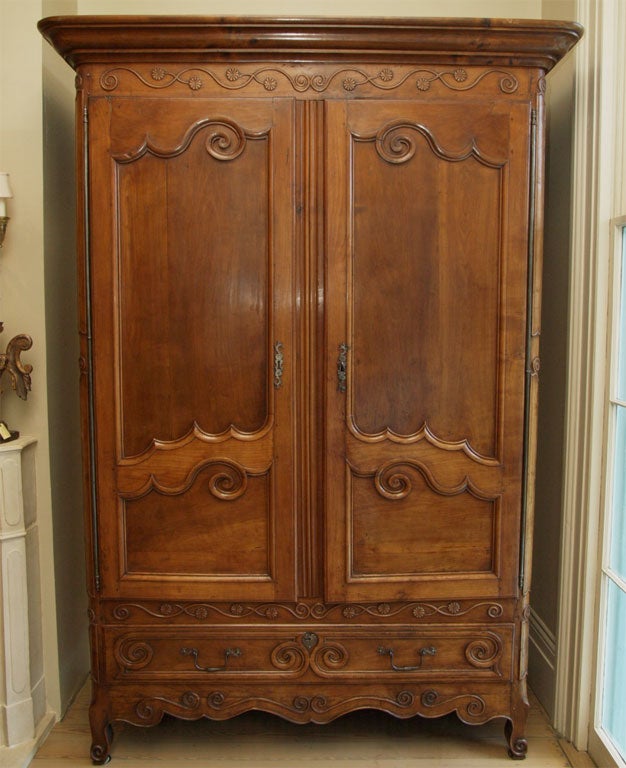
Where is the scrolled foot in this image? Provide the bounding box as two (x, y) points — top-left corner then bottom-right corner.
(90, 688), (113, 764)
(90, 742), (112, 765)
(505, 718), (528, 760)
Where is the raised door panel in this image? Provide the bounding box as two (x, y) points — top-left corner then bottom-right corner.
(325, 98), (530, 601)
(88, 97), (296, 600)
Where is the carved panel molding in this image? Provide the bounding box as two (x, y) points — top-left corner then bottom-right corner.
(113, 117), (266, 163)
(100, 66), (519, 95)
(118, 458), (259, 501)
(364, 119), (506, 167)
(371, 460), (496, 501)
(346, 419), (501, 465)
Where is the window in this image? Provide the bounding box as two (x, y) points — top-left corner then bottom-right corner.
(597, 222), (626, 766)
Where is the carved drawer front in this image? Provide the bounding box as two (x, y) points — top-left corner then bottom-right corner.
(107, 626), (513, 682)
(108, 629), (338, 680)
(307, 628), (514, 681)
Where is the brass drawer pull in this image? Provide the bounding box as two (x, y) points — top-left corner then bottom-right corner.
(337, 343), (349, 392)
(377, 645), (437, 671)
(180, 646), (242, 672)
(274, 341), (284, 389)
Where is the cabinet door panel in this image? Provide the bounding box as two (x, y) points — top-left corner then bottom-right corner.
(88, 98), (296, 600)
(324, 99), (530, 601)
(117, 139), (270, 455)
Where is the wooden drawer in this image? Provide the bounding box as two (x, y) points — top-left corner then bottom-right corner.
(313, 628), (514, 681)
(106, 626), (514, 682)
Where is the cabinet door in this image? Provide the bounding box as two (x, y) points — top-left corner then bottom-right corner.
(88, 97), (296, 601)
(324, 99), (531, 602)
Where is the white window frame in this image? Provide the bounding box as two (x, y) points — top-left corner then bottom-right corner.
(588, 216), (626, 768)
(555, 1), (626, 766)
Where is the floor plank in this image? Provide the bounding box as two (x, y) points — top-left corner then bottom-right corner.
(32, 683), (582, 767)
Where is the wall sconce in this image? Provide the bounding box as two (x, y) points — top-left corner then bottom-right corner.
(0, 172), (13, 248)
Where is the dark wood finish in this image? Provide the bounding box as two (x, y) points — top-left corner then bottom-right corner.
(39, 15), (582, 764)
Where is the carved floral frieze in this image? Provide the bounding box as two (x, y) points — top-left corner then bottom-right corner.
(100, 66), (519, 95)
(111, 599), (505, 622)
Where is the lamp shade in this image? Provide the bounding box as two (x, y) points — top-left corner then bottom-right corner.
(0, 173), (13, 200)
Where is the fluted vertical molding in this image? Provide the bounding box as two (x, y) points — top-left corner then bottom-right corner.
(0, 437), (37, 747)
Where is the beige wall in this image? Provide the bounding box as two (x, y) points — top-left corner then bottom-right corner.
(41, 0), (85, 715)
(0, 0), (62, 721)
(76, 0), (542, 16)
(0, 0), (572, 730)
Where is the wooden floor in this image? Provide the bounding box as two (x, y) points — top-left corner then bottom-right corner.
(33, 682), (590, 767)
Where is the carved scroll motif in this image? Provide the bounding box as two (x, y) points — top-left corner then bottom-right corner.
(269, 636), (349, 677)
(135, 691), (200, 722)
(375, 464), (413, 500)
(270, 641), (309, 674)
(464, 634), (503, 672)
(204, 120), (248, 160)
(100, 66), (518, 95)
(421, 689), (487, 719)
(206, 689), (414, 716)
(310, 642), (350, 674)
(115, 638), (154, 671)
(113, 117), (265, 164)
(372, 119), (505, 167)
(119, 458), (252, 501)
(372, 460), (493, 501)
(206, 462), (248, 501)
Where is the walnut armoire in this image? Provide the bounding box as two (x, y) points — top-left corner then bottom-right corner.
(38, 15), (581, 763)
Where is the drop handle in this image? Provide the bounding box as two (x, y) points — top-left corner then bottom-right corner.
(337, 343), (349, 393)
(180, 646), (242, 672)
(377, 645), (437, 671)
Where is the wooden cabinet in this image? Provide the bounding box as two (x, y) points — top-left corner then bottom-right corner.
(39, 16), (581, 763)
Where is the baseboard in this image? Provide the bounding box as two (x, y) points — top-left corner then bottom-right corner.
(0, 710), (56, 768)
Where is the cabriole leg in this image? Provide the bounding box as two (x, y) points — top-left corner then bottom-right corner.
(505, 717), (528, 760)
(89, 684), (113, 764)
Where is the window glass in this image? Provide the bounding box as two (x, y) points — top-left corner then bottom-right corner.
(618, 229), (626, 402)
(602, 579), (626, 758)
(609, 405), (626, 580)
